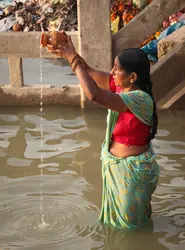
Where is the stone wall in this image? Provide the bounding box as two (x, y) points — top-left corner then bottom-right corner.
(0, 85), (80, 106)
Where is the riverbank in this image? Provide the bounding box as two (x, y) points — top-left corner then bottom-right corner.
(0, 0), (77, 32)
(0, 0), (151, 32)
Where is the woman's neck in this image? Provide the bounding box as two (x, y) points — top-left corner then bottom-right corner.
(121, 86), (139, 93)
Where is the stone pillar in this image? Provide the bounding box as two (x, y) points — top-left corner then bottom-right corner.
(8, 57), (24, 88)
(77, 0), (112, 107)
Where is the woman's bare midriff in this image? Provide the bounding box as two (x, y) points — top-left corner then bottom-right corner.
(109, 141), (149, 158)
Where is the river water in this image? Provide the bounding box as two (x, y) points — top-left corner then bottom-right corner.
(0, 58), (77, 87)
(0, 106), (185, 250)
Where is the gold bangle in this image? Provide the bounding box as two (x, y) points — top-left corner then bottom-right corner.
(69, 54), (79, 65)
(69, 54), (88, 70)
(71, 59), (83, 72)
(71, 60), (82, 72)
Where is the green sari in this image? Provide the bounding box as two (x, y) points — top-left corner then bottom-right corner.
(99, 90), (159, 229)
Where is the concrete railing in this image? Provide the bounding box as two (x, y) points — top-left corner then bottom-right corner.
(0, 31), (79, 87)
(0, 0), (112, 107)
(0, 31), (82, 106)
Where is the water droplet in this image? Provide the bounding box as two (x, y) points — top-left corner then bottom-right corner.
(39, 46), (45, 223)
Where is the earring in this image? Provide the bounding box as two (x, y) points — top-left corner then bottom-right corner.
(130, 80), (134, 84)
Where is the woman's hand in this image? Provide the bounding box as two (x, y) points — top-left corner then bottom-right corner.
(47, 31), (77, 63)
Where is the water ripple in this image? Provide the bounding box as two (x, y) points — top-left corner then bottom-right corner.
(0, 109), (185, 250)
(0, 174), (102, 249)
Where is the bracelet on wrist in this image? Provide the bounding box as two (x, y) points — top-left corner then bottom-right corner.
(71, 59), (83, 72)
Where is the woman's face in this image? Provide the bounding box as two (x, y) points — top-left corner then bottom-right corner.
(111, 56), (138, 89)
(110, 57), (131, 88)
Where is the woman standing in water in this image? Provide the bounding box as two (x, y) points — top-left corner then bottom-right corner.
(48, 32), (159, 229)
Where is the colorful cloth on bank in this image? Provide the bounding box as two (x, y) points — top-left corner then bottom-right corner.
(98, 90), (159, 229)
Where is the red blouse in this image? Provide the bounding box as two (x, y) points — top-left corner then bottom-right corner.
(109, 75), (151, 146)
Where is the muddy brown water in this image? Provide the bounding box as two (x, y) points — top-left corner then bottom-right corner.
(0, 106), (185, 250)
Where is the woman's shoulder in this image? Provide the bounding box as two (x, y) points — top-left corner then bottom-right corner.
(122, 90), (153, 103)
(128, 89), (151, 97)
(119, 90), (154, 125)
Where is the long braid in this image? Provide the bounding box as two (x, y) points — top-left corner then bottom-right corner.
(136, 76), (158, 141)
(146, 78), (158, 141)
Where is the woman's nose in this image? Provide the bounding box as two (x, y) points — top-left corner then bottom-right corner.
(110, 67), (115, 75)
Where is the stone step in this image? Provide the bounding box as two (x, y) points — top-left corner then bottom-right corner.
(151, 41), (185, 109)
(158, 26), (185, 59)
(113, 0), (185, 57)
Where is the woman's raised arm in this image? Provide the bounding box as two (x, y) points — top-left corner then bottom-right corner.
(86, 67), (110, 90)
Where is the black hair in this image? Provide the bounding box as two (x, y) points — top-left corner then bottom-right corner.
(117, 48), (158, 141)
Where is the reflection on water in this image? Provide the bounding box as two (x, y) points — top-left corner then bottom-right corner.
(0, 107), (185, 250)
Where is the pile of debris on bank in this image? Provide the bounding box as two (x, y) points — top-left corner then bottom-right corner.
(0, 0), (77, 32)
(0, 0), (151, 33)
(111, 0), (152, 33)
